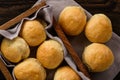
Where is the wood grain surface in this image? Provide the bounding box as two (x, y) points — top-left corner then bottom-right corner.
(0, 0), (46, 30)
(0, 59), (13, 80)
(53, 18), (91, 79)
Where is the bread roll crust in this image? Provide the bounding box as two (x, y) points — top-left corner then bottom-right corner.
(36, 39), (64, 69)
(13, 58), (46, 80)
(82, 43), (114, 72)
(54, 66), (81, 80)
(59, 6), (86, 36)
(1, 37), (30, 63)
(21, 20), (46, 46)
(85, 14), (112, 43)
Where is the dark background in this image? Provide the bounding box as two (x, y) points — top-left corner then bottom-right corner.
(0, 0), (120, 80)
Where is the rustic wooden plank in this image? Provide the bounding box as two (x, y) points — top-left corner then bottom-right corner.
(53, 18), (91, 79)
(0, 0), (46, 30)
(0, 59), (13, 80)
(0, 0), (37, 25)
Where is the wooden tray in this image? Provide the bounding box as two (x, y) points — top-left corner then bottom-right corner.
(0, 0), (91, 80)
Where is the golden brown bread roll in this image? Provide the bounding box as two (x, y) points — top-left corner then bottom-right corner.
(58, 6), (87, 36)
(82, 43), (114, 72)
(85, 14), (112, 43)
(54, 66), (81, 80)
(36, 39), (64, 69)
(1, 37), (30, 63)
(13, 58), (46, 80)
(20, 19), (46, 46)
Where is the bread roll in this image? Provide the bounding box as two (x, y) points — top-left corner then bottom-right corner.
(85, 14), (112, 43)
(1, 37), (30, 63)
(36, 39), (64, 69)
(13, 58), (46, 80)
(58, 6), (87, 36)
(82, 43), (114, 72)
(54, 66), (81, 80)
(20, 19), (46, 46)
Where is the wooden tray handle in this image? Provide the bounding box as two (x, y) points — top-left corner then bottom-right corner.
(0, 59), (13, 80)
(53, 18), (91, 79)
(0, 0), (46, 30)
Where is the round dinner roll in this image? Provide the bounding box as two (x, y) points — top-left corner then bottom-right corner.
(20, 19), (46, 46)
(82, 43), (114, 72)
(58, 6), (87, 36)
(13, 58), (46, 80)
(1, 37), (30, 63)
(85, 14), (112, 43)
(36, 39), (64, 69)
(54, 66), (81, 80)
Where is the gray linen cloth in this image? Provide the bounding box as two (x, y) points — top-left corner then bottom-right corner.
(46, 0), (120, 80)
(0, 0), (120, 80)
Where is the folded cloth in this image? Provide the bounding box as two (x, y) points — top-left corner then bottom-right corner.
(46, 0), (120, 80)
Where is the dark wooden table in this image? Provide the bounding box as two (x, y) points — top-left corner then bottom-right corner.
(0, 0), (120, 80)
